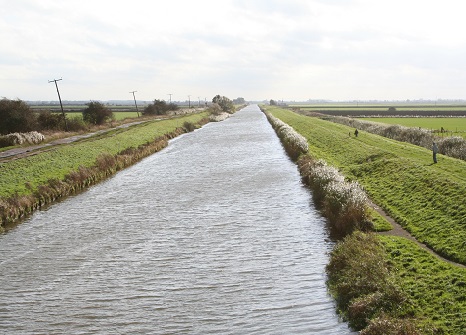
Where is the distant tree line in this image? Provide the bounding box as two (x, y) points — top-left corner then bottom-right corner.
(0, 97), (184, 137)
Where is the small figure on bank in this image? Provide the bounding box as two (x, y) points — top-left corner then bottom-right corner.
(354, 129), (359, 137)
(432, 142), (438, 163)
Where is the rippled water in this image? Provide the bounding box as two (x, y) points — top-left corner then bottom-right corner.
(0, 105), (353, 334)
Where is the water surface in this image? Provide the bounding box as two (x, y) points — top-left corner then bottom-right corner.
(0, 105), (353, 334)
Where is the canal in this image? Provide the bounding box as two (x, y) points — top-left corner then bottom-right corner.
(0, 105), (353, 334)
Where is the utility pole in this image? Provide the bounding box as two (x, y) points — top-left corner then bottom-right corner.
(188, 95), (191, 108)
(48, 78), (68, 131)
(130, 91), (139, 117)
(168, 94), (172, 103)
(198, 97), (200, 107)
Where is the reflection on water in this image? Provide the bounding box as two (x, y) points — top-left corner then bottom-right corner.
(0, 105), (353, 334)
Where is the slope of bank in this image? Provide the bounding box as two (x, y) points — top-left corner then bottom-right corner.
(266, 106), (466, 265)
(263, 106), (466, 334)
(0, 113), (209, 229)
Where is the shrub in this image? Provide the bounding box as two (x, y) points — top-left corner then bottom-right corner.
(207, 103), (223, 116)
(359, 315), (422, 335)
(212, 95), (235, 113)
(0, 98), (37, 134)
(37, 110), (66, 131)
(327, 232), (413, 331)
(143, 99), (178, 115)
(66, 115), (88, 132)
(82, 101), (113, 125)
(183, 121), (196, 132)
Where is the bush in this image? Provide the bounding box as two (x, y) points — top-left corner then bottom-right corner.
(0, 98), (37, 135)
(326, 232), (413, 331)
(66, 115), (88, 132)
(212, 95), (235, 113)
(143, 99), (178, 115)
(183, 121), (196, 132)
(82, 101), (113, 125)
(37, 110), (66, 131)
(207, 103), (223, 116)
(360, 315), (422, 335)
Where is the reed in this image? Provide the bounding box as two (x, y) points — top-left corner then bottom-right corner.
(0, 131), (45, 147)
(264, 111), (308, 160)
(298, 155), (372, 236)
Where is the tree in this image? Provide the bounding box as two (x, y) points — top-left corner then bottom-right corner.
(233, 97), (245, 104)
(212, 95), (234, 113)
(0, 98), (37, 135)
(270, 99), (277, 106)
(82, 101), (113, 125)
(143, 99), (178, 115)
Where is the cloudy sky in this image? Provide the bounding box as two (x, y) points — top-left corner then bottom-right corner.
(1, 0), (465, 102)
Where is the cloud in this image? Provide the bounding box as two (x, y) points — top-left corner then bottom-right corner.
(1, 0), (466, 101)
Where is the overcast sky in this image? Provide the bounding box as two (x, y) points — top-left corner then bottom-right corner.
(1, 0), (465, 102)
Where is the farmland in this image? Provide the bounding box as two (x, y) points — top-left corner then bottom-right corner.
(358, 117), (466, 138)
(290, 103), (466, 117)
(264, 106), (466, 333)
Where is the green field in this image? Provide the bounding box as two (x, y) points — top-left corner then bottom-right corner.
(358, 117), (466, 137)
(265, 106), (466, 333)
(64, 111), (139, 121)
(290, 103), (466, 118)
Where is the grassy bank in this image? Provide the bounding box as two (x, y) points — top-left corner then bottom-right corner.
(263, 106), (466, 333)
(265, 106), (466, 265)
(0, 112), (208, 228)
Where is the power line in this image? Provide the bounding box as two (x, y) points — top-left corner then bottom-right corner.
(48, 78), (68, 131)
(129, 91), (139, 117)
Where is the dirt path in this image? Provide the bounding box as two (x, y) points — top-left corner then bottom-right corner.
(369, 201), (466, 269)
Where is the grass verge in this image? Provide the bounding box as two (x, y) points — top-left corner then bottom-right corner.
(0, 113), (209, 228)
